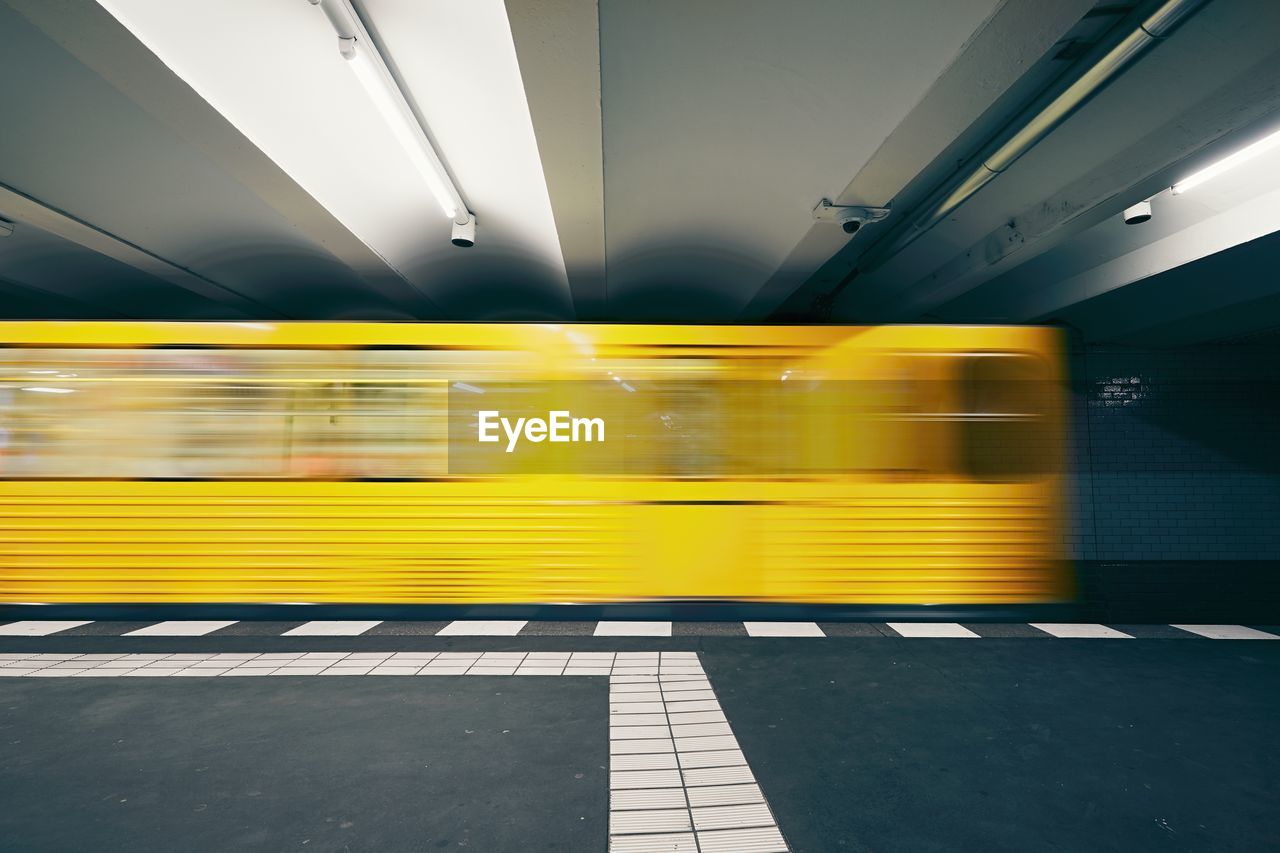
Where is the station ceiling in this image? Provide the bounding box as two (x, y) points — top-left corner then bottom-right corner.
(1, 0), (1279, 345)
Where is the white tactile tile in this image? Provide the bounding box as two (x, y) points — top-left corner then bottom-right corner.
(0, 621), (95, 636)
(610, 701), (666, 715)
(611, 713), (669, 727)
(743, 621), (825, 637)
(612, 681), (663, 693)
(282, 621), (382, 636)
(175, 668), (231, 677)
(611, 789), (689, 811)
(595, 621), (673, 637)
(686, 784), (766, 808)
(612, 690), (663, 702)
(608, 832), (698, 853)
(436, 620), (528, 636)
(611, 738), (675, 755)
(318, 666), (374, 676)
(678, 749), (747, 769)
(514, 666), (566, 676)
(670, 722), (734, 739)
(610, 808), (692, 835)
(691, 802), (777, 831)
(682, 765), (756, 787)
(611, 725), (671, 741)
(1030, 623), (1133, 639)
(697, 825), (788, 852)
(611, 769), (684, 790)
(664, 700), (721, 713)
(612, 752), (680, 771)
(667, 710), (726, 725)
(1170, 624), (1279, 640)
(467, 665), (520, 676)
(886, 622), (979, 638)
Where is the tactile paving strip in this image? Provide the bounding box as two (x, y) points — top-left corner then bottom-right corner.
(0, 650), (792, 851)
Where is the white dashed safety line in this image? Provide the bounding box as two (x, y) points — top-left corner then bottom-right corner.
(436, 620), (529, 636)
(0, 621), (93, 636)
(885, 622), (979, 638)
(281, 620), (384, 636)
(123, 620), (238, 637)
(1170, 624), (1279, 640)
(1, 620), (1278, 639)
(0, 650), (790, 852)
(742, 622), (824, 637)
(1029, 623), (1134, 639)
(595, 621), (674, 637)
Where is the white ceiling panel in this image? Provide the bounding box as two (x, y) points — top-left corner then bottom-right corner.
(95, 0), (572, 318)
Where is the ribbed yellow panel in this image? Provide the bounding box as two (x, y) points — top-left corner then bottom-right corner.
(0, 480), (1066, 604)
(0, 322), (1070, 605)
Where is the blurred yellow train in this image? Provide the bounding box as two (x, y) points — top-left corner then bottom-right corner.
(0, 322), (1068, 605)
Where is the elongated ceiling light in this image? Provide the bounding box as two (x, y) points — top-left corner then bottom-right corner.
(307, 0), (476, 246)
(1171, 126), (1280, 195)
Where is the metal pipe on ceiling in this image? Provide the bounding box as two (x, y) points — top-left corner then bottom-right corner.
(859, 0), (1209, 274)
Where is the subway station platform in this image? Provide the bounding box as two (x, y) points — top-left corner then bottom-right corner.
(3, 620), (1277, 852)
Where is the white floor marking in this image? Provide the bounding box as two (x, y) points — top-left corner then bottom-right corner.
(1170, 624), (1279, 640)
(123, 621), (237, 637)
(1030, 623), (1133, 639)
(886, 622), (979, 638)
(595, 621), (673, 637)
(742, 622), (825, 638)
(0, 621), (92, 636)
(0, 650), (790, 851)
(281, 621), (383, 636)
(436, 620), (529, 636)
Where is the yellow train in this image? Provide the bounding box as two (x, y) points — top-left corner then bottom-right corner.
(0, 322), (1068, 606)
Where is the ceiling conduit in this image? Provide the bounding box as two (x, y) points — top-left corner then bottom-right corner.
(829, 0), (1210, 300)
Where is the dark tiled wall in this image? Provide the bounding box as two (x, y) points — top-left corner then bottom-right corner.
(1067, 343), (1280, 562)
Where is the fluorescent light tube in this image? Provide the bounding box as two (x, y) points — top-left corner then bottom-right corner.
(1172, 127), (1280, 195)
(344, 41), (460, 220)
(310, 0), (469, 224)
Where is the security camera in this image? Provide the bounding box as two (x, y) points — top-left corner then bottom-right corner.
(451, 213), (476, 248)
(812, 199), (890, 234)
(1122, 201), (1152, 225)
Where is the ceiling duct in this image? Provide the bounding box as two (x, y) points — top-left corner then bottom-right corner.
(848, 0), (1210, 280)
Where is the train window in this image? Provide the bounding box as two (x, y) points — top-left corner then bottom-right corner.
(961, 354), (1055, 480)
(0, 348), (447, 479)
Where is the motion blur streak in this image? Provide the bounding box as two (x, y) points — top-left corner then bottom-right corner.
(0, 323), (1068, 605)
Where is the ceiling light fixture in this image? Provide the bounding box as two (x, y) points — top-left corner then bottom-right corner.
(307, 0), (476, 246)
(1172, 127), (1280, 195)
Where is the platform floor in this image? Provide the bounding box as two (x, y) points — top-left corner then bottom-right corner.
(2, 624), (1277, 852)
